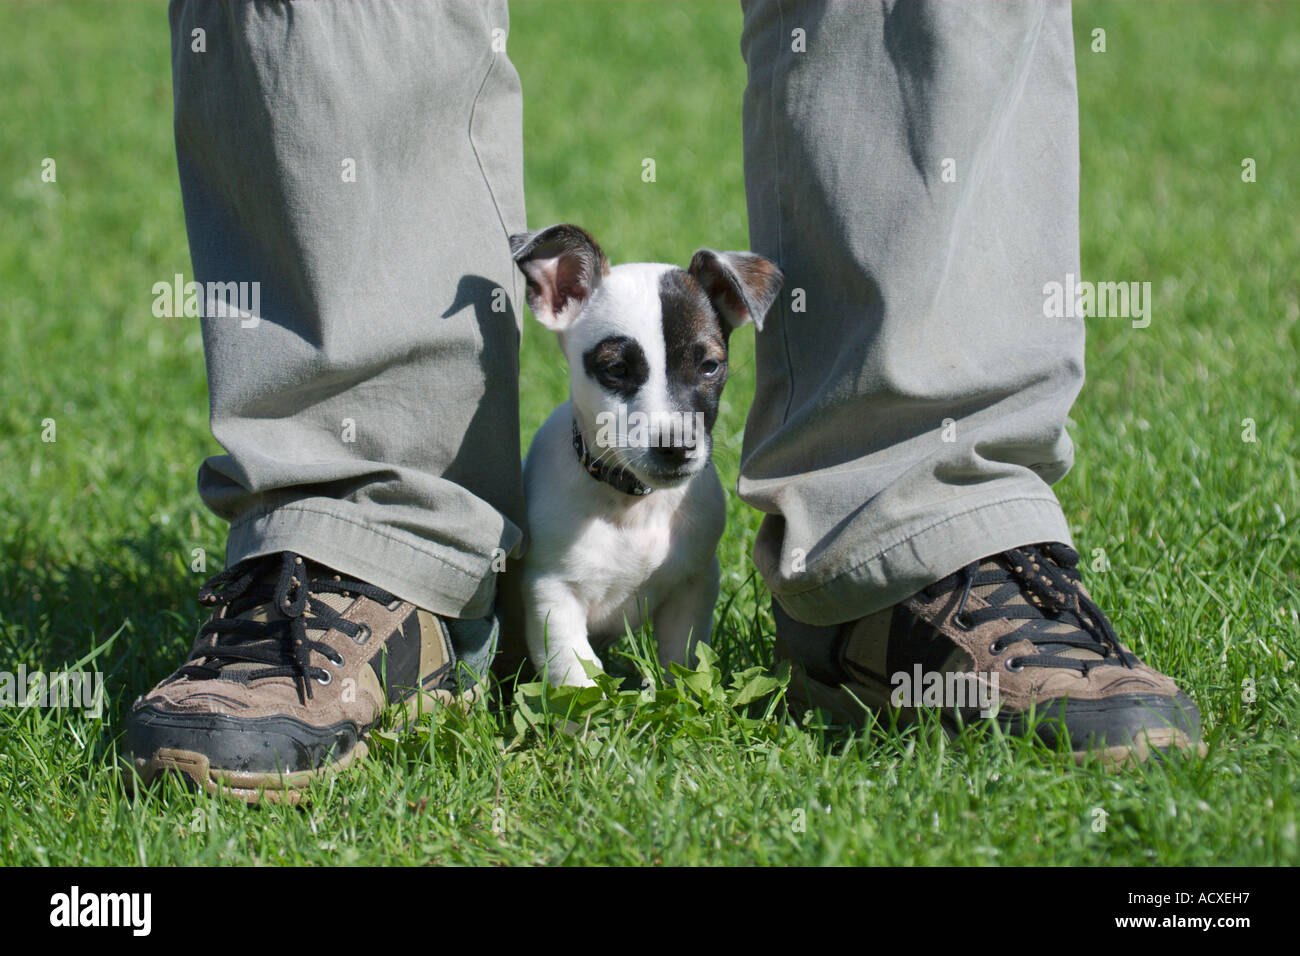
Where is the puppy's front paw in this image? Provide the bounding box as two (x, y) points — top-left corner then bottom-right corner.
(543, 649), (603, 688)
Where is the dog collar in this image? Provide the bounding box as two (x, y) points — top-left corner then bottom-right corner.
(571, 419), (653, 497)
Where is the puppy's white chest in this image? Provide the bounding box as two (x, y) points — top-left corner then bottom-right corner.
(570, 504), (691, 636)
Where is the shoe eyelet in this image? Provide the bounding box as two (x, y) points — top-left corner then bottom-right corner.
(989, 641), (1004, 656)
(1005, 657), (1024, 673)
(315, 670), (333, 686)
(352, 624), (371, 645)
(954, 612), (973, 630)
(329, 653), (345, 668)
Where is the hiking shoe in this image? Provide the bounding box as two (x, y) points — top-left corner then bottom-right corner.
(125, 551), (494, 803)
(776, 542), (1205, 765)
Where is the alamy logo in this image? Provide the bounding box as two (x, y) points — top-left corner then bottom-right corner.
(0, 665), (103, 718)
(152, 273), (261, 327)
(594, 406), (706, 450)
(49, 886), (151, 936)
(890, 665), (1000, 718)
(1042, 273), (1152, 328)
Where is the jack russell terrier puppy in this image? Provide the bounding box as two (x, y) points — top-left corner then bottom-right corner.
(500, 223), (782, 687)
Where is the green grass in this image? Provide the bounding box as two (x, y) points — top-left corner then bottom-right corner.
(1, 0), (1297, 865)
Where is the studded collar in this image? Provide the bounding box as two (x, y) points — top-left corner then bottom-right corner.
(571, 419), (653, 497)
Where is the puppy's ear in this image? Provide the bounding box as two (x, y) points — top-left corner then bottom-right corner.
(509, 224), (610, 331)
(688, 250), (783, 333)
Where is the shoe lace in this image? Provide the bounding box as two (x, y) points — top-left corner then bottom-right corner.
(180, 552), (397, 702)
(934, 542), (1138, 675)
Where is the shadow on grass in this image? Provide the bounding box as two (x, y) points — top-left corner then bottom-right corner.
(0, 524), (214, 731)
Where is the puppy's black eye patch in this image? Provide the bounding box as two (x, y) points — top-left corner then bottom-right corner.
(583, 335), (649, 397)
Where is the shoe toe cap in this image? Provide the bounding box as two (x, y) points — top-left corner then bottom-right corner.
(126, 704), (360, 774)
(1010, 690), (1202, 755)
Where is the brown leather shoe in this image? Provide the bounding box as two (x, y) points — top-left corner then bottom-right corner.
(125, 551), (492, 803)
(776, 542), (1205, 765)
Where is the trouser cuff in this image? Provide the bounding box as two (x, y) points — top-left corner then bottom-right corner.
(226, 502), (496, 619)
(768, 495), (1073, 627)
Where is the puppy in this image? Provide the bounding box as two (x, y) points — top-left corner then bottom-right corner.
(499, 224), (782, 687)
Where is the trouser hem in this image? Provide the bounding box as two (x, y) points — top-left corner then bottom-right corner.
(226, 504), (496, 619)
(769, 495), (1073, 627)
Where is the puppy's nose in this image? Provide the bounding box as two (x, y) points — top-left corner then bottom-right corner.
(651, 445), (690, 468)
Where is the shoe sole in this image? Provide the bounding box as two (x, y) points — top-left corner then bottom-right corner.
(784, 659), (1207, 767)
(123, 683), (483, 805)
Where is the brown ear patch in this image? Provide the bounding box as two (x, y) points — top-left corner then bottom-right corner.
(509, 224), (610, 330)
(687, 249), (783, 332)
(509, 223), (609, 276)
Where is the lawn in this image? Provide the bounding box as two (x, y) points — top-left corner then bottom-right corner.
(0, 1), (1296, 866)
